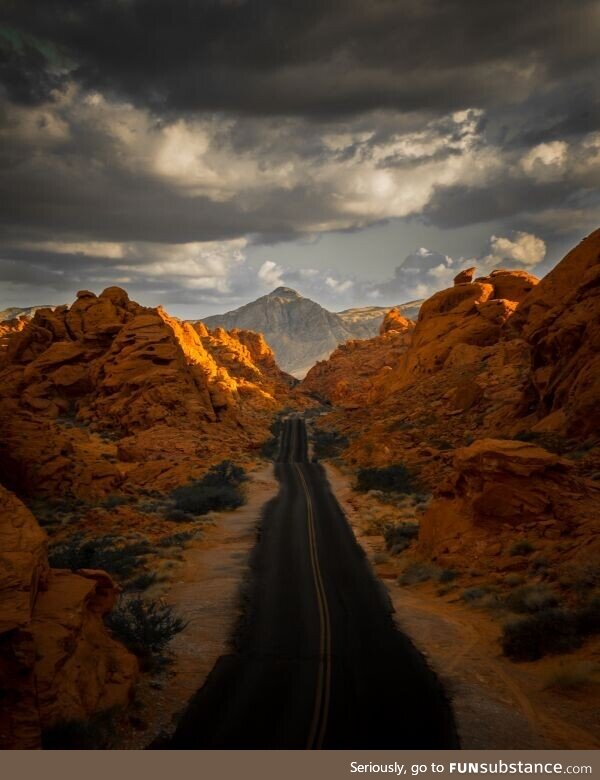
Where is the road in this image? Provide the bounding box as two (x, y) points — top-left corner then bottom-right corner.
(166, 416), (458, 749)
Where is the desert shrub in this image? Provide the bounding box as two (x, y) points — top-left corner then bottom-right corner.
(49, 534), (151, 578)
(398, 562), (439, 586)
(356, 464), (416, 494)
(261, 416), (284, 458)
(41, 711), (117, 750)
(566, 563), (600, 593)
(170, 461), (246, 516)
(530, 557), (550, 574)
(577, 597), (600, 636)
(501, 608), (581, 661)
(157, 531), (196, 548)
(106, 597), (186, 659)
(505, 584), (558, 614)
(123, 571), (158, 592)
(102, 495), (129, 509)
(202, 460), (247, 487)
(438, 569), (458, 584)
(312, 428), (348, 460)
(430, 439), (453, 451)
(383, 522), (419, 554)
(164, 508), (196, 523)
(510, 540), (534, 556)
(461, 586), (490, 603)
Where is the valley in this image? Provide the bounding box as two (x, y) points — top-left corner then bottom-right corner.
(0, 230), (598, 750)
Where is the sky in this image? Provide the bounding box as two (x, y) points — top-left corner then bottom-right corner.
(0, 0), (599, 318)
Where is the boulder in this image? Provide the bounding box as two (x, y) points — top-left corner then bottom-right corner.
(453, 266), (476, 285)
(419, 439), (598, 563)
(0, 486), (137, 749)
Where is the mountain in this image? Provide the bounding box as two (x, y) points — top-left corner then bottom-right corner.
(337, 300), (422, 330)
(0, 305), (57, 321)
(201, 287), (421, 378)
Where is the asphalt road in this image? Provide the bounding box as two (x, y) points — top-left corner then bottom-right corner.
(166, 416), (458, 749)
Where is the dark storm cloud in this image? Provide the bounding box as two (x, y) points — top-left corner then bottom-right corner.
(0, 0), (598, 313)
(3, 0), (599, 118)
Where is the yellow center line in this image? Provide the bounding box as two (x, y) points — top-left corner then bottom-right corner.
(295, 461), (332, 750)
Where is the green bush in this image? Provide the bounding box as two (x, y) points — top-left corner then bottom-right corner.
(501, 608), (581, 661)
(383, 522), (419, 554)
(106, 597), (186, 659)
(505, 584), (558, 614)
(123, 571), (158, 592)
(312, 428), (348, 460)
(438, 569), (458, 584)
(398, 562), (439, 585)
(261, 416), (284, 458)
(164, 508), (196, 523)
(170, 461), (246, 516)
(509, 540), (534, 556)
(356, 464), (416, 494)
(577, 597), (600, 636)
(502, 599), (600, 661)
(41, 711), (117, 749)
(157, 531), (196, 547)
(49, 534), (151, 579)
(461, 586), (490, 603)
(102, 495), (129, 509)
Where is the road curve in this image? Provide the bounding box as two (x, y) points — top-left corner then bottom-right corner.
(165, 416), (458, 749)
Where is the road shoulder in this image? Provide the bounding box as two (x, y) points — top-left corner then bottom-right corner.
(324, 462), (600, 750)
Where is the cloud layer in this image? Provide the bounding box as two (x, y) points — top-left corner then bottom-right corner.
(0, 1), (598, 313)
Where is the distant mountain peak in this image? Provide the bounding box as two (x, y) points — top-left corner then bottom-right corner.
(268, 286), (302, 299)
(201, 289), (422, 378)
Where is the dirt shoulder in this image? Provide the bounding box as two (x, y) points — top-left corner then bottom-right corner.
(117, 463), (277, 748)
(325, 463), (600, 750)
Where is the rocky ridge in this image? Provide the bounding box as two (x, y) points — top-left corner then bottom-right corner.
(302, 230), (600, 578)
(0, 286), (293, 500)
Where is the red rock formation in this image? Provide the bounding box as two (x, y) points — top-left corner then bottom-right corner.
(419, 439), (599, 568)
(453, 266), (476, 285)
(0, 288), (293, 500)
(302, 231), (599, 491)
(0, 485), (137, 749)
(0, 316), (29, 361)
(303, 316), (415, 408)
(379, 308), (414, 335)
(509, 230), (600, 439)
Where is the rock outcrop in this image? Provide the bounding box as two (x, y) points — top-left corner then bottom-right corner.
(0, 287), (294, 500)
(303, 315), (415, 408)
(0, 485), (137, 749)
(301, 230), (600, 513)
(419, 439), (599, 569)
(509, 230), (600, 439)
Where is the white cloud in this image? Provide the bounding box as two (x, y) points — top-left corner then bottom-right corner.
(520, 141), (568, 181)
(483, 231), (546, 268)
(257, 260), (284, 287)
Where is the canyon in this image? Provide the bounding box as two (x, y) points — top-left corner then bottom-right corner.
(0, 229), (598, 748)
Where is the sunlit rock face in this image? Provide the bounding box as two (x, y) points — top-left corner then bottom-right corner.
(0, 287), (294, 501)
(301, 229), (599, 488)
